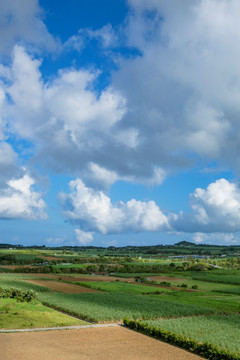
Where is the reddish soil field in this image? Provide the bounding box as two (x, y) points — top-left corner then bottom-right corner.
(25, 280), (102, 293)
(0, 326), (204, 360)
(27, 273), (135, 282)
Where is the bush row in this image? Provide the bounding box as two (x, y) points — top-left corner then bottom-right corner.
(123, 319), (240, 360)
(0, 288), (38, 302)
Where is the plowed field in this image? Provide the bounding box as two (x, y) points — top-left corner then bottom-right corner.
(0, 326), (204, 360)
(27, 273), (132, 282)
(25, 280), (102, 293)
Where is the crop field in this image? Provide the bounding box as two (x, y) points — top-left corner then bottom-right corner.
(72, 280), (172, 294)
(191, 270), (240, 285)
(37, 291), (214, 322)
(1, 245), (240, 359)
(140, 314), (240, 356)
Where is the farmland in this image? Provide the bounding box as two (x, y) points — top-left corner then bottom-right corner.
(140, 314), (240, 356)
(1, 242), (240, 359)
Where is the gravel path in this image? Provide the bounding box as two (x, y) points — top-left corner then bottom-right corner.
(0, 323), (120, 333)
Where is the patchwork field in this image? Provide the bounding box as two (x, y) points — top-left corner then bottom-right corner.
(1, 249), (240, 359)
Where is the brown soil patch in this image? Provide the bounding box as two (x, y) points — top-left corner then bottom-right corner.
(27, 273), (134, 282)
(149, 276), (182, 281)
(25, 280), (102, 294)
(0, 326), (204, 360)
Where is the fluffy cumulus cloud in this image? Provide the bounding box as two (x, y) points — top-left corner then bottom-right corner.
(0, 175), (47, 220)
(174, 179), (240, 233)
(2, 44), (168, 188)
(59, 178), (240, 242)
(59, 179), (169, 235)
(74, 229), (94, 245)
(5, 0), (240, 187)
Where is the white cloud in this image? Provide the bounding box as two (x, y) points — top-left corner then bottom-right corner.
(0, 174), (47, 220)
(83, 163), (166, 191)
(46, 237), (65, 245)
(174, 179), (240, 233)
(85, 24), (118, 48)
(2, 0), (240, 242)
(64, 24), (118, 52)
(111, 0), (240, 175)
(83, 163), (119, 190)
(59, 179), (169, 235)
(192, 232), (239, 245)
(3, 45), (168, 186)
(74, 229), (94, 245)
(0, 0), (56, 57)
(61, 177), (240, 237)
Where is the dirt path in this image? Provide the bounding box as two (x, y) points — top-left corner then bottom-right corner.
(0, 326), (204, 360)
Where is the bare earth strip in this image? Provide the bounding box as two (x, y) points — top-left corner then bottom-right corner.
(24, 280), (102, 293)
(0, 326), (204, 360)
(27, 273), (134, 282)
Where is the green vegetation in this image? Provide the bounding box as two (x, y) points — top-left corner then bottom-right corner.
(124, 318), (240, 360)
(0, 288), (37, 302)
(0, 243), (240, 357)
(38, 292), (214, 322)
(73, 281), (171, 294)
(140, 314), (240, 355)
(192, 270), (240, 285)
(0, 298), (88, 329)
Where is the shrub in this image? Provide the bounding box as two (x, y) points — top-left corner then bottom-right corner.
(0, 288), (37, 302)
(180, 283), (188, 288)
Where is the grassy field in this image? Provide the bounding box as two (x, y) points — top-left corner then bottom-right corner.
(0, 298), (88, 329)
(190, 270), (240, 285)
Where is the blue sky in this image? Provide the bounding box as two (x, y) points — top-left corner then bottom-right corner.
(0, 0), (240, 246)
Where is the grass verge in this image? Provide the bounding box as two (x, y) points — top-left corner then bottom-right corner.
(0, 298), (88, 329)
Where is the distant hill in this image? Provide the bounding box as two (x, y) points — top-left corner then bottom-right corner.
(174, 241), (196, 247)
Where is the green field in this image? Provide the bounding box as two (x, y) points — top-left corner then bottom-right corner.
(38, 292), (214, 322)
(72, 280), (171, 294)
(0, 298), (87, 329)
(191, 270), (240, 285)
(141, 314), (240, 356)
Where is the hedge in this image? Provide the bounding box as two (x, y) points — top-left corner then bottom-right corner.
(123, 319), (240, 360)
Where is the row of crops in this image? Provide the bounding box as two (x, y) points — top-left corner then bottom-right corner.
(1, 271), (240, 358)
